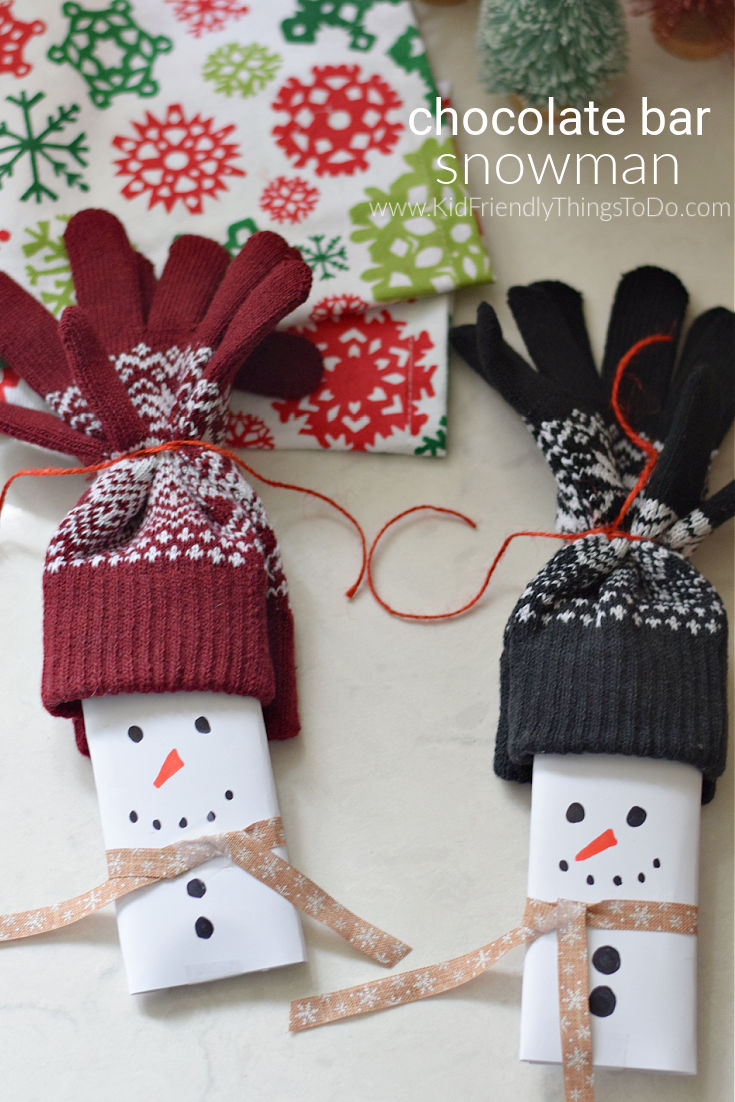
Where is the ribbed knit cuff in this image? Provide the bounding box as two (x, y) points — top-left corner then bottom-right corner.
(42, 560), (280, 748)
(496, 618), (728, 804)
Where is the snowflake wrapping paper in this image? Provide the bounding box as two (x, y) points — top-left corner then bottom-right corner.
(0, 0), (493, 454)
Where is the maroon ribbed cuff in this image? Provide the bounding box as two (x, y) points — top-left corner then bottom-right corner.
(42, 559), (293, 750)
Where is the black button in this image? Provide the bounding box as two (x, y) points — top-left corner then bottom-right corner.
(592, 945), (620, 975)
(187, 878), (206, 899)
(195, 916), (214, 939)
(589, 986), (616, 1017)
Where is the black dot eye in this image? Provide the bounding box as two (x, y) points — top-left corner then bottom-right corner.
(566, 802), (585, 823)
(195, 716), (210, 733)
(127, 725), (143, 743)
(626, 806), (647, 827)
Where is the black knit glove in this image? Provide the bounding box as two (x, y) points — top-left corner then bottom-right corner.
(449, 267), (727, 533)
(451, 270), (734, 803)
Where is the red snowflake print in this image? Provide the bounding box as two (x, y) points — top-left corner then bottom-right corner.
(273, 311), (436, 450)
(259, 175), (319, 226)
(272, 64), (403, 177)
(0, 361), (19, 400)
(309, 294), (368, 323)
(112, 104), (245, 214)
(0, 2), (45, 78)
(164, 0), (248, 37)
(224, 411), (275, 450)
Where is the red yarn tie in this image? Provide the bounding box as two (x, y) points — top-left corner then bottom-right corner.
(0, 439), (367, 598)
(366, 333), (671, 620)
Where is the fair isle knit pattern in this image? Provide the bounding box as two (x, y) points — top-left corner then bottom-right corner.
(0, 210), (315, 753)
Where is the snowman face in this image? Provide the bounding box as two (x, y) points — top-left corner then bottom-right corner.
(527, 754), (701, 905)
(83, 692), (279, 850)
(554, 797), (661, 894)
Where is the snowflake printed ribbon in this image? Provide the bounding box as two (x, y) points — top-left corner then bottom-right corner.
(0, 816), (410, 969)
(290, 897), (698, 1102)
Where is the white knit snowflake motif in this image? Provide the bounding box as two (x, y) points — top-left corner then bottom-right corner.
(42, 341), (288, 596)
(513, 409), (722, 638)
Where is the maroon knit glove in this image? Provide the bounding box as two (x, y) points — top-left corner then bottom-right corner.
(0, 210), (315, 753)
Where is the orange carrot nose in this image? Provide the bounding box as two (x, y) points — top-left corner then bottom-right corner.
(153, 748), (184, 789)
(575, 828), (617, 862)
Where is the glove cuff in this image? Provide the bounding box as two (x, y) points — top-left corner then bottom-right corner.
(495, 537), (728, 802)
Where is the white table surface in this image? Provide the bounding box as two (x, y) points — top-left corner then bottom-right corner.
(0, 4), (732, 1100)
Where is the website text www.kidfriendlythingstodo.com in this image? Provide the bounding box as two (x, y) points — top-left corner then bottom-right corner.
(370, 96), (731, 222)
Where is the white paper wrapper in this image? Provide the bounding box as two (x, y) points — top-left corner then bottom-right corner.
(520, 754), (701, 1074)
(83, 692), (305, 994)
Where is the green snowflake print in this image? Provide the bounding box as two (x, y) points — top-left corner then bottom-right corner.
(298, 234), (348, 280)
(23, 215), (74, 315)
(0, 91), (89, 203)
(48, 1), (173, 110)
(224, 216), (259, 256)
(281, 0), (403, 52)
(203, 42), (282, 98)
(387, 27), (437, 108)
(350, 136), (492, 301)
(414, 415), (446, 457)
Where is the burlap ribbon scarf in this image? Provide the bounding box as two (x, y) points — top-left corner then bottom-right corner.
(289, 896), (697, 1102)
(0, 817), (409, 968)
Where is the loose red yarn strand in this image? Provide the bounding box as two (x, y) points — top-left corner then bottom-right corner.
(0, 440), (367, 598)
(366, 333), (672, 621)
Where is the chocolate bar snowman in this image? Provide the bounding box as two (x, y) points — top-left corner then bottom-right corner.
(450, 267), (734, 1072)
(0, 211), (323, 992)
(521, 754), (700, 1072)
(84, 694), (306, 992)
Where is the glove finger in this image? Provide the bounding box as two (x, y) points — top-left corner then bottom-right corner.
(233, 332), (323, 399)
(0, 402), (103, 463)
(64, 210), (145, 351)
(0, 273), (71, 398)
(670, 307), (734, 450)
(204, 251), (312, 391)
(530, 280), (596, 367)
(602, 266), (688, 438)
(146, 236), (230, 338)
(473, 301), (569, 421)
(60, 307), (148, 452)
(196, 232), (296, 349)
(450, 308), (535, 418)
(508, 283), (601, 407)
(136, 252), (157, 322)
(645, 366), (719, 515)
(698, 480), (735, 531)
